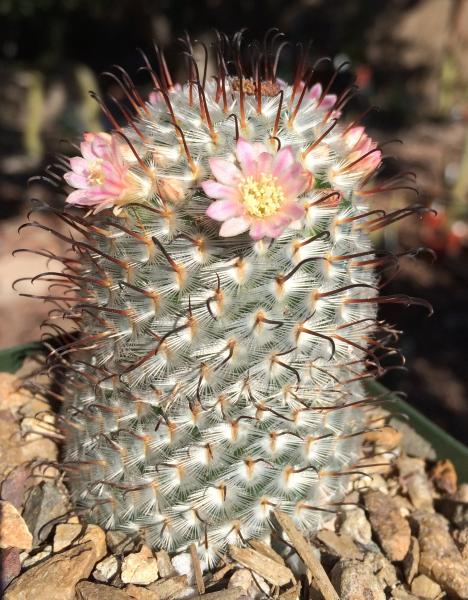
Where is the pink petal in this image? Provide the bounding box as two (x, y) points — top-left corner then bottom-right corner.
(80, 141), (94, 160)
(256, 152), (273, 176)
(219, 216), (251, 237)
(92, 136), (111, 159)
(236, 138), (258, 177)
(263, 217), (288, 238)
(64, 172), (89, 189)
(280, 167), (307, 198)
(345, 127), (365, 148)
(249, 220), (269, 240)
(308, 83), (322, 101)
(281, 202), (305, 220)
(208, 158), (242, 186)
(364, 152), (382, 170)
(272, 147), (295, 177)
(69, 157), (88, 176)
(206, 199), (242, 221)
(66, 189), (94, 205)
(320, 94), (337, 110)
(201, 180), (238, 201)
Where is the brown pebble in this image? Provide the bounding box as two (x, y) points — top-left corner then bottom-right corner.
(412, 509), (468, 598)
(330, 559), (386, 600)
(364, 426), (402, 450)
(0, 464), (32, 509)
(76, 581), (129, 599)
(155, 549), (174, 578)
(229, 544), (294, 587)
(0, 501), (32, 551)
(0, 548), (21, 593)
(146, 575), (189, 598)
(53, 523), (106, 560)
(431, 459), (457, 496)
(402, 537), (420, 585)
(316, 530), (363, 560)
(4, 541), (100, 600)
(410, 574), (442, 599)
(364, 490), (411, 561)
(397, 456), (434, 511)
(121, 545), (159, 586)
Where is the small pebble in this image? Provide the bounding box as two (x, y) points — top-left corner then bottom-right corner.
(22, 481), (69, 545)
(0, 548), (21, 593)
(4, 541), (100, 600)
(121, 545), (159, 585)
(411, 574), (442, 599)
(364, 490), (411, 561)
(330, 559), (386, 600)
(92, 555), (119, 582)
(53, 523), (106, 560)
(398, 456), (434, 511)
(21, 545), (52, 568)
(338, 508), (372, 545)
(430, 459), (457, 496)
(0, 500), (33, 550)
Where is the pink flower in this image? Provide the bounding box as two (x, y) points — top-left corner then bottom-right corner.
(306, 82), (338, 112)
(64, 132), (132, 213)
(203, 139), (307, 240)
(343, 127), (382, 174)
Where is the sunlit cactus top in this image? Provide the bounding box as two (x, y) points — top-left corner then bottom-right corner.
(64, 34), (382, 230)
(23, 31), (432, 566)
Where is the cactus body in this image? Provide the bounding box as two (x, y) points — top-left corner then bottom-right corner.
(24, 36), (425, 564)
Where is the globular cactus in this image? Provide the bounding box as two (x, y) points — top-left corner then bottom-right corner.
(21, 32), (431, 564)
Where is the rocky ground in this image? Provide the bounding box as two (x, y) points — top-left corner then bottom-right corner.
(1, 360), (468, 600)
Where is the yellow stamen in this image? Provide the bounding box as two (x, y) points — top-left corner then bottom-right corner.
(239, 174), (285, 218)
(87, 159), (104, 186)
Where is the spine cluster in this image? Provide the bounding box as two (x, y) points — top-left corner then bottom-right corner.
(19, 32), (432, 564)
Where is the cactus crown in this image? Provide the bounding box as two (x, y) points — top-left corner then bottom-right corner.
(20, 31), (432, 565)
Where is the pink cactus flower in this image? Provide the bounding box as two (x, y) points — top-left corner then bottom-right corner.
(306, 82), (338, 112)
(64, 132), (133, 213)
(203, 139), (307, 240)
(344, 126), (382, 173)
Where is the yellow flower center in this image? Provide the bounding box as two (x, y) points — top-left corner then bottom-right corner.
(87, 159), (104, 186)
(239, 174), (285, 218)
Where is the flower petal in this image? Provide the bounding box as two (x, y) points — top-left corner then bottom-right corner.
(219, 216), (251, 237)
(236, 138), (259, 177)
(69, 157), (88, 176)
(92, 135), (111, 159)
(206, 199), (242, 221)
(308, 83), (322, 101)
(320, 94), (337, 110)
(280, 168), (307, 197)
(208, 158), (242, 186)
(249, 220), (269, 240)
(201, 180), (238, 201)
(64, 172), (88, 189)
(80, 141), (94, 161)
(281, 202), (305, 220)
(66, 189), (95, 205)
(256, 152), (273, 176)
(272, 146), (295, 177)
(263, 217), (288, 238)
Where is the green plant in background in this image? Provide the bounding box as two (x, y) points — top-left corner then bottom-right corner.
(21, 33), (433, 564)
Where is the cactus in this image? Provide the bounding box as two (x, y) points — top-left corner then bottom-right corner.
(22, 33), (431, 564)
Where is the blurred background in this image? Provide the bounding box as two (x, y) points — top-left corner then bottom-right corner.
(0, 0), (467, 443)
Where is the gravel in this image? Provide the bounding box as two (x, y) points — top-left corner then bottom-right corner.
(1, 363), (468, 599)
